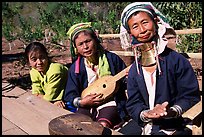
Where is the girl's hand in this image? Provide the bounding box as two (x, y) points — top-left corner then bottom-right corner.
(80, 93), (104, 108)
(34, 93), (44, 98)
(53, 100), (66, 108)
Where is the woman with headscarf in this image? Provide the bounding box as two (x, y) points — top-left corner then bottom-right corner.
(118, 2), (200, 135)
(63, 22), (129, 130)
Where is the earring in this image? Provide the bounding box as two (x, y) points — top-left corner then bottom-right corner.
(74, 47), (78, 55)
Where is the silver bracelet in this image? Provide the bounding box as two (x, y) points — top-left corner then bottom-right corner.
(140, 110), (152, 122)
(171, 105), (182, 117)
(73, 97), (81, 108)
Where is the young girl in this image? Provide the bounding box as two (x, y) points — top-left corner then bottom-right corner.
(25, 42), (68, 108)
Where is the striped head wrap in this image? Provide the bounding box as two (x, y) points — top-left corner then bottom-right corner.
(121, 2), (169, 32)
(120, 2), (174, 54)
(67, 22), (95, 60)
(67, 22), (110, 76)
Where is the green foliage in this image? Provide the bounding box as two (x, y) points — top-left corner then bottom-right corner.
(2, 2), (21, 42)
(2, 23), (16, 42)
(37, 2), (95, 42)
(153, 2), (202, 29)
(16, 12), (44, 43)
(177, 34), (202, 53)
(152, 2), (202, 53)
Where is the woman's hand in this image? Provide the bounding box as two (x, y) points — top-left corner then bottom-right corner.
(80, 93), (104, 108)
(143, 101), (168, 119)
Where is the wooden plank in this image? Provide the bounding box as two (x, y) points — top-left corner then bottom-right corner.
(2, 82), (27, 97)
(16, 90), (71, 118)
(99, 28), (202, 39)
(197, 76), (202, 91)
(3, 86), (70, 117)
(110, 51), (134, 56)
(192, 124), (202, 135)
(2, 85), (123, 135)
(2, 116), (26, 135)
(110, 51), (202, 59)
(3, 96), (51, 134)
(99, 34), (120, 39)
(2, 116), (28, 135)
(175, 28), (202, 35)
(2, 86), (72, 135)
(188, 53), (202, 59)
(182, 97), (202, 120)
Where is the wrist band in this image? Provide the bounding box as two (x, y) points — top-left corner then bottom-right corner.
(170, 107), (178, 118)
(173, 105), (182, 116)
(140, 110), (152, 122)
(170, 105), (182, 118)
(73, 97), (81, 108)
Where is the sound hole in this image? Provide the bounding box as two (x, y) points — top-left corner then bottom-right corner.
(103, 84), (106, 88)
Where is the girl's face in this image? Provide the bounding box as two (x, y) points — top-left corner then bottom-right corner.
(128, 11), (156, 43)
(28, 49), (49, 74)
(74, 32), (97, 58)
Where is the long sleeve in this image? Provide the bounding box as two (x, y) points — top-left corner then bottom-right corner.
(42, 63), (68, 101)
(164, 50), (200, 112)
(30, 68), (44, 95)
(63, 57), (88, 107)
(30, 63), (68, 102)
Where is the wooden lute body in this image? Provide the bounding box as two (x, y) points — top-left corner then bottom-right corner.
(81, 65), (131, 100)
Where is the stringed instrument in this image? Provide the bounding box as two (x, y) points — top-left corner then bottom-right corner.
(81, 65), (131, 101)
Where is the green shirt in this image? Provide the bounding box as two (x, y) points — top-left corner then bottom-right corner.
(30, 63), (68, 102)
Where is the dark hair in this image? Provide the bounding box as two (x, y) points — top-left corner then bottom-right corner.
(25, 42), (49, 63)
(73, 29), (101, 47)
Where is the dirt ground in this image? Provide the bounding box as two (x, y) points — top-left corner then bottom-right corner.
(2, 37), (202, 91)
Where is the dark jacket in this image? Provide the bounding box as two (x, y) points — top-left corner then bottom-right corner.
(64, 50), (129, 120)
(126, 47), (200, 133)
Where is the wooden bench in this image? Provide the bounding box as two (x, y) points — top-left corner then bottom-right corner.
(182, 97), (202, 135)
(2, 82), (122, 135)
(2, 82), (72, 135)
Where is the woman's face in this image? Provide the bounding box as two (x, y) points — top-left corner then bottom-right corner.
(28, 49), (49, 74)
(128, 11), (156, 43)
(74, 32), (97, 58)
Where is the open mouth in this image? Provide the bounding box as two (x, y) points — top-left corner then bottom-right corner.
(84, 50), (92, 55)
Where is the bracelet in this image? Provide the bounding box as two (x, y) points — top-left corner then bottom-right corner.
(170, 105), (182, 118)
(140, 110), (152, 122)
(73, 97), (81, 108)
(173, 105), (182, 116)
(170, 107), (178, 118)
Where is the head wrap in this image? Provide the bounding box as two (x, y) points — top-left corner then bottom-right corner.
(67, 22), (93, 60)
(120, 2), (175, 53)
(121, 3), (155, 31)
(120, 2), (176, 75)
(67, 22), (111, 76)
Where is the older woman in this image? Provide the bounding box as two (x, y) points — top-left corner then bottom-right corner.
(63, 22), (129, 129)
(118, 2), (200, 135)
